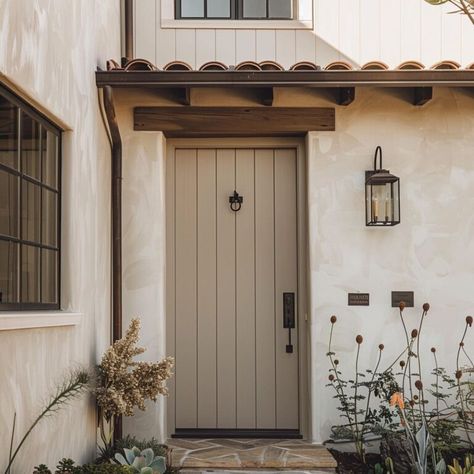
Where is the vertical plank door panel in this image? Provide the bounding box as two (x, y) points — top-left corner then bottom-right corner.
(274, 148), (299, 430)
(175, 149), (198, 428)
(235, 149), (256, 428)
(197, 149), (218, 428)
(255, 149), (277, 429)
(216, 149), (237, 428)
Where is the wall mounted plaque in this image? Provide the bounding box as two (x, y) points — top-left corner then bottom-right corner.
(392, 291), (414, 308)
(348, 293), (370, 306)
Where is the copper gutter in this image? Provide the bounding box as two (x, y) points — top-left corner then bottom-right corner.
(103, 85), (123, 439)
(124, 0), (134, 60)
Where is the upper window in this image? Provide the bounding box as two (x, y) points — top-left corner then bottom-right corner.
(0, 85), (61, 311)
(176, 0), (293, 19)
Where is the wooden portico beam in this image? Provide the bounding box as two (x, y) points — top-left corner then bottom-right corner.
(96, 69), (474, 89)
(134, 106), (335, 137)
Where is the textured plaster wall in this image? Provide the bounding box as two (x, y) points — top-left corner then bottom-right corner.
(307, 88), (474, 443)
(0, 0), (120, 470)
(119, 107), (168, 441)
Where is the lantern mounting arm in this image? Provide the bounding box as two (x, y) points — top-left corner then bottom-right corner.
(374, 145), (383, 171)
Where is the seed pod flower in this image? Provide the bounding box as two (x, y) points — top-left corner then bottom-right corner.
(456, 370), (463, 380)
(329, 374), (335, 381)
(399, 301), (406, 311)
(379, 344), (384, 351)
(466, 316), (473, 327)
(356, 335), (363, 344)
(330, 315), (337, 324)
(431, 347), (436, 353)
(411, 329), (418, 338)
(415, 380), (423, 390)
(423, 303), (430, 312)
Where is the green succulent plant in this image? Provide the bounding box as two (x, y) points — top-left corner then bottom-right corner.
(448, 455), (474, 474)
(115, 447), (166, 474)
(33, 465), (52, 474)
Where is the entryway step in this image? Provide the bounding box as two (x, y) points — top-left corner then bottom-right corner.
(168, 439), (337, 471)
(181, 471), (335, 474)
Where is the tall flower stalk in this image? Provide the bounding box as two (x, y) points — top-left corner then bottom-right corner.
(4, 370), (89, 474)
(96, 318), (174, 452)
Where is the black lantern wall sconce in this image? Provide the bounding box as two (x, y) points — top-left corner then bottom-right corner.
(365, 146), (400, 226)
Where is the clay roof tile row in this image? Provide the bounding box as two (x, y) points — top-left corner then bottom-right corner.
(106, 58), (474, 72)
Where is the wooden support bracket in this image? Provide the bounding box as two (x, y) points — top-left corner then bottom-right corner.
(414, 87), (432, 106)
(337, 87), (355, 106)
(260, 87), (274, 106)
(174, 87), (191, 105)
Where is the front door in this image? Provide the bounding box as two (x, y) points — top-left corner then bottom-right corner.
(167, 146), (300, 437)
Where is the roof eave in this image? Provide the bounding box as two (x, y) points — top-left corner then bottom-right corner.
(95, 70), (474, 88)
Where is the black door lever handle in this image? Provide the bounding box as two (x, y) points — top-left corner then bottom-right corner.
(283, 292), (295, 353)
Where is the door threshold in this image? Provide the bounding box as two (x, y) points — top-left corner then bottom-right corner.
(172, 428), (303, 439)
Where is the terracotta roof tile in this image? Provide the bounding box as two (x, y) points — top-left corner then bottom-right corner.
(397, 61), (425, 70)
(163, 61), (193, 71)
(235, 61), (261, 71)
(290, 61), (320, 70)
(107, 58), (474, 72)
(361, 61), (389, 70)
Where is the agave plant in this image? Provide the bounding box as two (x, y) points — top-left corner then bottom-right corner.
(115, 447), (166, 474)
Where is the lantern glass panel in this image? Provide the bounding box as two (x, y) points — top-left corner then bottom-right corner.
(366, 178), (400, 226)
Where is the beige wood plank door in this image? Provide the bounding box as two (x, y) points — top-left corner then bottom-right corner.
(168, 147), (299, 434)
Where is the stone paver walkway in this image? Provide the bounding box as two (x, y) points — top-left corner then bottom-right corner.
(167, 439), (337, 470)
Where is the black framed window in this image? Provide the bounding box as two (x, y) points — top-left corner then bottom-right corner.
(0, 85), (61, 311)
(176, 0), (293, 19)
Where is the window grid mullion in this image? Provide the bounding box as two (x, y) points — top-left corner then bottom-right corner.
(39, 125), (43, 303)
(18, 108), (22, 304)
(0, 85), (61, 310)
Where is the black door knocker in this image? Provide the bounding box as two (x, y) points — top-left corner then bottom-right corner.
(229, 190), (243, 212)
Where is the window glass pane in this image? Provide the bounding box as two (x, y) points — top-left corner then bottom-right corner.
(269, 0), (292, 18)
(21, 181), (41, 243)
(41, 249), (58, 304)
(42, 189), (57, 247)
(243, 0), (266, 17)
(21, 113), (41, 180)
(0, 96), (18, 170)
(181, 0), (204, 17)
(42, 129), (58, 189)
(207, 0), (231, 17)
(0, 240), (18, 303)
(21, 244), (40, 303)
(0, 170), (19, 238)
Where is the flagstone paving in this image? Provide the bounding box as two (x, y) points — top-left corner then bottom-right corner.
(167, 439), (337, 471)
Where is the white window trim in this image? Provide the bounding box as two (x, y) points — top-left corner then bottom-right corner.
(161, 0), (314, 29)
(0, 311), (82, 331)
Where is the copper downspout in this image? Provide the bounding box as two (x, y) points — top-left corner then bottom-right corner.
(103, 85), (123, 440)
(124, 0), (134, 60)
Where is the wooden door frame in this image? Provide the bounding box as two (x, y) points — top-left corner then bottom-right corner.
(165, 137), (309, 439)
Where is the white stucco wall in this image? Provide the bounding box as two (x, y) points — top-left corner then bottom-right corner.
(118, 87), (474, 445)
(120, 123), (168, 441)
(307, 87), (474, 443)
(0, 0), (120, 470)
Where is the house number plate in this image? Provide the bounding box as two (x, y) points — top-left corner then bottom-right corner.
(348, 293), (370, 306)
(392, 291), (414, 308)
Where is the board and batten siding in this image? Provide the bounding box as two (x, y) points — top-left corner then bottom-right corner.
(135, 0), (474, 70)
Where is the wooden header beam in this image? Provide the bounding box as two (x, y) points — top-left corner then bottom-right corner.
(134, 106), (335, 137)
(97, 69), (474, 89)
